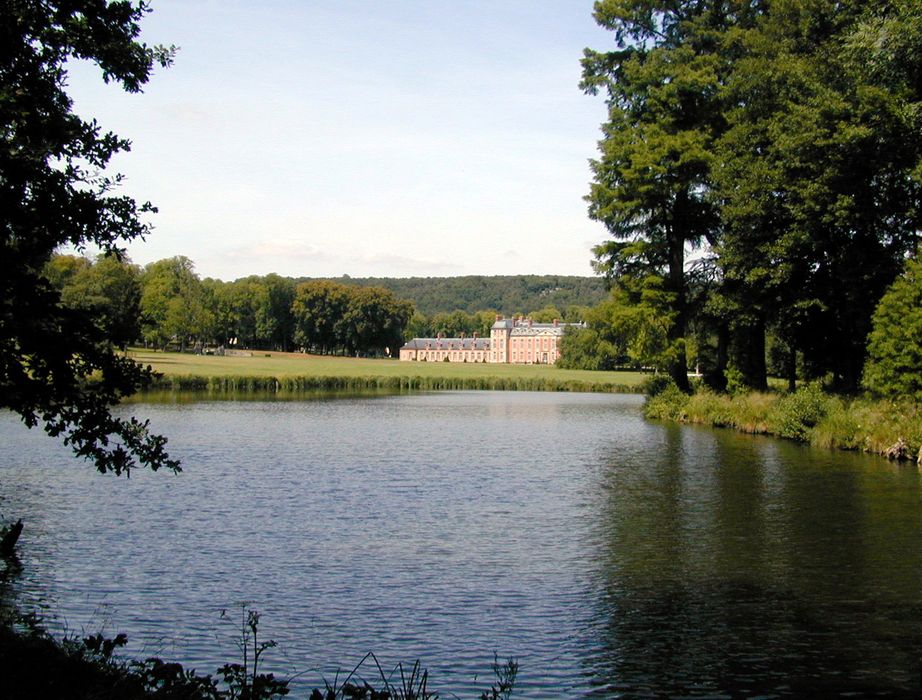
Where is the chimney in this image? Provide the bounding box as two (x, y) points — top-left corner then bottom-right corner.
(473, 332), (478, 339)
(553, 318), (558, 326)
(495, 314), (502, 321)
(460, 332), (465, 339)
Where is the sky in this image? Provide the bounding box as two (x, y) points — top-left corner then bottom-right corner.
(67, 0), (615, 281)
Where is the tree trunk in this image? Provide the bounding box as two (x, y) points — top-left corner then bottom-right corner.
(731, 318), (768, 391)
(668, 210), (691, 393)
(709, 322), (729, 392)
(786, 345), (797, 393)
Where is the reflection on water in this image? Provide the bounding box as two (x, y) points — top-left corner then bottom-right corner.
(1, 393), (921, 697)
(584, 424), (922, 697)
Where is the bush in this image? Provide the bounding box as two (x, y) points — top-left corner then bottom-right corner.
(864, 252), (922, 401)
(640, 373), (678, 398)
(768, 383), (829, 441)
(643, 382), (690, 422)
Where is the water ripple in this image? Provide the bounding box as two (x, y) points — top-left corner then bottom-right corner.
(1, 392), (921, 697)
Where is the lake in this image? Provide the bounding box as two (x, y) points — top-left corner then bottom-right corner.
(1, 392), (920, 697)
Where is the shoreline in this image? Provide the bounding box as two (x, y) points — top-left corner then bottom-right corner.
(142, 372), (640, 395)
(644, 383), (922, 465)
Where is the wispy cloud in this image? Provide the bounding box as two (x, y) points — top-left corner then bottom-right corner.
(221, 239), (330, 262)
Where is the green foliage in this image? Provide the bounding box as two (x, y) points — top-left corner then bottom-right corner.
(582, 1), (727, 390)
(640, 374), (678, 399)
(863, 252), (922, 401)
(767, 384), (829, 441)
(212, 278), (269, 349)
(292, 280), (412, 357)
(140, 256), (214, 351)
(148, 372), (637, 396)
(812, 398), (922, 457)
(292, 280), (351, 354)
(558, 281), (676, 371)
(255, 274), (296, 352)
(528, 305), (563, 323)
(47, 254), (143, 348)
(643, 379), (921, 461)
(2, 608), (520, 699)
(723, 362), (746, 397)
(712, 0), (921, 390)
(582, 1), (922, 395)
(0, 0), (178, 474)
(558, 325), (619, 370)
(643, 382), (690, 422)
(134, 657), (222, 699)
(297, 275), (606, 317)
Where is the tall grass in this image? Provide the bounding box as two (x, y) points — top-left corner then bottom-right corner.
(145, 373), (639, 395)
(645, 382), (922, 463)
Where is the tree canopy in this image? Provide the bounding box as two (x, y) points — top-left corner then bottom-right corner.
(583, 0), (922, 392)
(304, 275), (607, 317)
(581, 0), (726, 390)
(1, 1), (178, 474)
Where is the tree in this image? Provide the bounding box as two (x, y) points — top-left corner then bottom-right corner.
(581, 0), (729, 391)
(430, 310), (480, 339)
(292, 280), (350, 354)
(44, 254), (93, 288)
(341, 286), (413, 357)
(863, 251), (922, 401)
(52, 253), (143, 348)
(222, 277), (268, 349)
(254, 274), (295, 351)
(528, 305), (563, 323)
(583, 1), (921, 393)
(712, 0), (922, 391)
(404, 311), (433, 342)
(0, 1), (178, 474)
(140, 256), (211, 351)
(558, 280), (673, 371)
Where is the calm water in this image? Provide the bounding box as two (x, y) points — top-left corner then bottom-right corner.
(1, 392), (920, 697)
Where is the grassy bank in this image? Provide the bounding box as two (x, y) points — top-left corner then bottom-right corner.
(129, 349), (646, 395)
(645, 382), (922, 463)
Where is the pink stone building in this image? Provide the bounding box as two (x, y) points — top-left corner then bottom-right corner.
(399, 316), (582, 365)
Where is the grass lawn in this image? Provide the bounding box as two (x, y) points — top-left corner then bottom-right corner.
(128, 349), (648, 389)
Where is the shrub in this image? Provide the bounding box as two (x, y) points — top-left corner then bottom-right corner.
(640, 373), (678, 398)
(864, 252), (922, 401)
(723, 362), (747, 396)
(768, 383), (829, 441)
(643, 382), (690, 421)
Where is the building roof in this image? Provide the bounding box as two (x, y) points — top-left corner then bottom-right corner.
(510, 324), (565, 337)
(493, 317), (585, 336)
(401, 337), (491, 351)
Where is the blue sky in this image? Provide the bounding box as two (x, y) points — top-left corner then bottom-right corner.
(67, 1), (614, 281)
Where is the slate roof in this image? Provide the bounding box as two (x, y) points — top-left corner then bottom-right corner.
(509, 324), (566, 337)
(401, 337), (491, 351)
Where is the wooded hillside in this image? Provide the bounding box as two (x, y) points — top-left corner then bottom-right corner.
(298, 275), (608, 316)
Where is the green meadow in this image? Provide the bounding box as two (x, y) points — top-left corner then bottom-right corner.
(129, 349), (647, 395)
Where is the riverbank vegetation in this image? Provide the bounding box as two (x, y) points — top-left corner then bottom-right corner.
(129, 350), (645, 395)
(644, 380), (922, 463)
(0, 601), (517, 699)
